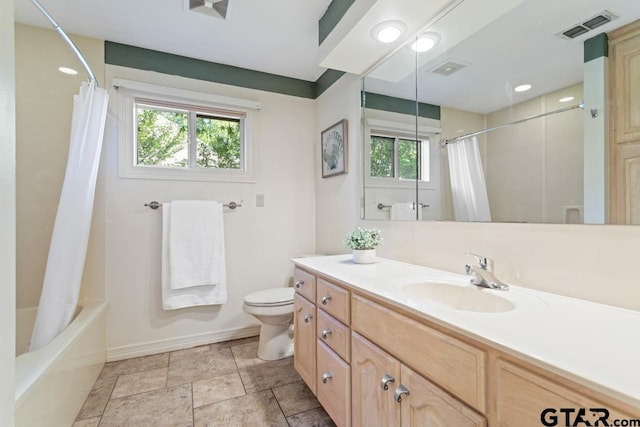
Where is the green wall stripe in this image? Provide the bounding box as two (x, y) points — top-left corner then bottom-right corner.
(319, 0), (355, 45)
(314, 69), (347, 98)
(362, 92), (441, 121)
(584, 33), (608, 63)
(105, 41), (316, 99)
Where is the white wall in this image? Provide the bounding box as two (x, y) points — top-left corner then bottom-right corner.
(103, 66), (317, 359)
(316, 74), (640, 312)
(0, 0), (16, 422)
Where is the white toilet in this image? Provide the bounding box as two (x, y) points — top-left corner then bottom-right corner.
(243, 287), (295, 361)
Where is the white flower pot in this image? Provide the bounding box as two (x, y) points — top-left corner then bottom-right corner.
(352, 249), (376, 264)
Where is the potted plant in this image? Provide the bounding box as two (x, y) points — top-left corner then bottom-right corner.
(344, 227), (382, 264)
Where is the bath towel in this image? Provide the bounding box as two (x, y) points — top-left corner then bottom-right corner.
(162, 201), (227, 309)
(391, 202), (422, 221)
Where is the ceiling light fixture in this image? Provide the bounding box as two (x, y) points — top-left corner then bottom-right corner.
(559, 96), (575, 103)
(371, 20), (407, 44)
(514, 84), (532, 92)
(58, 66), (78, 75)
(411, 32), (440, 53)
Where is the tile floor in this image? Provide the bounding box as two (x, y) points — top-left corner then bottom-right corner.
(73, 336), (335, 426)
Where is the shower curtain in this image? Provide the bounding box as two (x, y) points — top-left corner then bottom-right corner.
(447, 136), (491, 222)
(29, 82), (109, 351)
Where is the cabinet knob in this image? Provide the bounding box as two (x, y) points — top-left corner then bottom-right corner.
(381, 374), (395, 391)
(322, 372), (333, 384)
(394, 385), (410, 403)
(321, 294), (332, 305)
(321, 329), (332, 339)
(295, 280), (304, 289)
(303, 313), (313, 323)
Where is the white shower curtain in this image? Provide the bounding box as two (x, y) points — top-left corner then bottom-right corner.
(447, 136), (491, 222)
(29, 82), (109, 351)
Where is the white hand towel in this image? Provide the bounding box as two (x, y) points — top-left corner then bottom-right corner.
(391, 202), (422, 221)
(169, 200), (225, 290)
(161, 201), (227, 310)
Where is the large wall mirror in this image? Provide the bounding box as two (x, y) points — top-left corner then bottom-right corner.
(362, 0), (640, 224)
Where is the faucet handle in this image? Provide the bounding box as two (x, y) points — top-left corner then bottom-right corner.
(465, 253), (493, 271)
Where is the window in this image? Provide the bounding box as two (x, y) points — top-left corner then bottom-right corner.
(116, 78), (259, 182)
(370, 132), (430, 182)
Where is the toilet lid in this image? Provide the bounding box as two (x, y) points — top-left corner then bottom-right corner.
(244, 287), (295, 307)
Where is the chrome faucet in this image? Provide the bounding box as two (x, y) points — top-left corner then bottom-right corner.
(464, 253), (509, 290)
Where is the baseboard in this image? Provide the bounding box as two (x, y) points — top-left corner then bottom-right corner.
(106, 325), (261, 362)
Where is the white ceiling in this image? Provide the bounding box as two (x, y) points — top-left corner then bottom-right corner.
(14, 0), (333, 82)
(364, 0), (640, 114)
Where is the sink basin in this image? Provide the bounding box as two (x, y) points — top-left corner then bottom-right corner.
(400, 282), (515, 313)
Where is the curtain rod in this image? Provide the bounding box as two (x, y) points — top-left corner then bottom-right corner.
(31, 0), (98, 86)
(441, 102), (584, 146)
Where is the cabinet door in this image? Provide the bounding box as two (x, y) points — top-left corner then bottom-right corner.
(351, 332), (401, 427)
(496, 359), (633, 426)
(293, 293), (316, 393)
(317, 341), (351, 427)
(400, 365), (486, 427)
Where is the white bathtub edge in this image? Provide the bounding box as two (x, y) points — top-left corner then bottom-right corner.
(15, 301), (107, 404)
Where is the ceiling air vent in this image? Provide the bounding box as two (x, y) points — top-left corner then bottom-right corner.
(557, 10), (618, 40)
(429, 60), (469, 77)
(189, 0), (229, 19)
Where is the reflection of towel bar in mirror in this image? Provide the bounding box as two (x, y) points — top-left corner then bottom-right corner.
(144, 200), (242, 210)
(377, 203), (429, 210)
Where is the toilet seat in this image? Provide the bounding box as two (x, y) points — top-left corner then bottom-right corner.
(244, 287), (294, 307)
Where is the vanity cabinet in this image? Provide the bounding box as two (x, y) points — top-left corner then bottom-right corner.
(293, 267), (352, 427)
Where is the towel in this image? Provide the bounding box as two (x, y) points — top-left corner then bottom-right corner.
(391, 202), (422, 221)
(162, 201), (227, 310)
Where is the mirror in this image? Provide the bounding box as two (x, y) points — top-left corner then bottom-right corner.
(362, 0), (640, 224)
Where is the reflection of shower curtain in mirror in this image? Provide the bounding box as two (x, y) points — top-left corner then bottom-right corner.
(447, 137), (491, 221)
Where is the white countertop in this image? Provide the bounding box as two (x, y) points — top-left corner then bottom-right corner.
(292, 254), (640, 410)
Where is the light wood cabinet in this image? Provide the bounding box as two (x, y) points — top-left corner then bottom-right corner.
(317, 341), (351, 427)
(351, 331), (485, 427)
(496, 359), (634, 426)
(293, 292), (316, 393)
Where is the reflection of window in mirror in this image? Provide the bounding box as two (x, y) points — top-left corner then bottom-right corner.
(368, 131), (431, 182)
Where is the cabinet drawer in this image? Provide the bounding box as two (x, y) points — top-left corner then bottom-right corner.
(317, 341), (351, 427)
(352, 294), (486, 412)
(317, 278), (350, 324)
(317, 309), (350, 362)
(293, 267), (316, 302)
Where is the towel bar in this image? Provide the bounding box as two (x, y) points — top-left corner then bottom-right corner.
(144, 201), (242, 210)
(377, 202), (429, 210)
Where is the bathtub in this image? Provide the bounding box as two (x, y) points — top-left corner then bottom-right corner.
(15, 301), (107, 427)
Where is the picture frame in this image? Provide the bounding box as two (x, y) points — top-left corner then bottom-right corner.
(321, 119), (348, 178)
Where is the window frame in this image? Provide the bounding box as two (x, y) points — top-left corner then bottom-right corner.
(116, 78), (259, 182)
(364, 119), (441, 190)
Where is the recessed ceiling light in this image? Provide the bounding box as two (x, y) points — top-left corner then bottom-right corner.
(58, 66), (78, 75)
(559, 96), (575, 103)
(411, 32), (440, 53)
(514, 84), (532, 92)
(371, 20), (407, 44)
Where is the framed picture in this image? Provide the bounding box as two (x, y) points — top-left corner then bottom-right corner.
(321, 119), (348, 178)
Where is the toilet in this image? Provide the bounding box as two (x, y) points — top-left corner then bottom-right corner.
(243, 287), (295, 361)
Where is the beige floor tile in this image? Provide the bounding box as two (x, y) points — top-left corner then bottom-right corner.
(167, 346), (237, 387)
(194, 389), (287, 427)
(230, 341), (265, 369)
(192, 372), (246, 408)
(169, 344), (211, 360)
(72, 416), (101, 427)
(100, 384), (192, 427)
(286, 407), (336, 427)
(111, 367), (168, 399)
(76, 375), (117, 419)
(99, 353), (169, 379)
(238, 357), (301, 393)
(272, 380), (320, 417)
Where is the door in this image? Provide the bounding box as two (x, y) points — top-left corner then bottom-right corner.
(293, 293), (316, 393)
